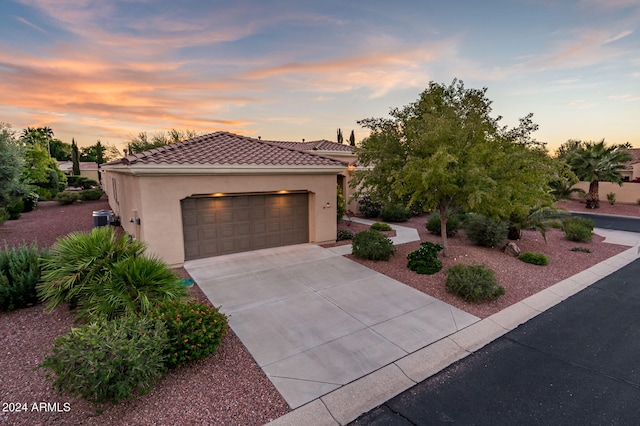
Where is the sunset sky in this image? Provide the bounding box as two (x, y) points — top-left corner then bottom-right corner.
(1, 0), (639, 153)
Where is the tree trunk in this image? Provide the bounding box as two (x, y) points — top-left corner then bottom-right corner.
(439, 205), (449, 257)
(586, 180), (599, 209)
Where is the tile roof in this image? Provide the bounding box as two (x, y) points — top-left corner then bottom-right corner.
(270, 139), (355, 152)
(107, 132), (347, 167)
(626, 148), (640, 167)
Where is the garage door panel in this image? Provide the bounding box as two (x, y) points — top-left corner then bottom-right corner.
(182, 193), (309, 260)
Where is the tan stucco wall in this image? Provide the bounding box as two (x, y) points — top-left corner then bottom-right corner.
(80, 169), (100, 183)
(573, 181), (640, 204)
(102, 170), (339, 266)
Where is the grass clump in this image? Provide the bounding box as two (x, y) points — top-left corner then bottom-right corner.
(571, 246), (592, 253)
(370, 222), (392, 232)
(445, 263), (504, 302)
(562, 216), (594, 242)
(352, 230), (395, 261)
(519, 251), (549, 266)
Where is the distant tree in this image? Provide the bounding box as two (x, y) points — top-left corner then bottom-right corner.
(21, 144), (66, 197)
(349, 130), (355, 146)
(21, 126), (54, 154)
(352, 79), (555, 256)
(126, 129), (199, 154)
(49, 139), (72, 161)
(71, 138), (80, 175)
(337, 128), (344, 144)
(80, 140), (120, 164)
(566, 139), (632, 209)
(0, 123), (25, 207)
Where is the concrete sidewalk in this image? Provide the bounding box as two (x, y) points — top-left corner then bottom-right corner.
(267, 227), (640, 425)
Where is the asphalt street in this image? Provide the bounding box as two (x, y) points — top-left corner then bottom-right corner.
(572, 212), (640, 233)
(351, 217), (640, 426)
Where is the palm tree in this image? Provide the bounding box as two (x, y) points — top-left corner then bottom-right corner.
(567, 140), (632, 209)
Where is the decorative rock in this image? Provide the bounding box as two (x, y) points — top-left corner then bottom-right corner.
(503, 241), (521, 257)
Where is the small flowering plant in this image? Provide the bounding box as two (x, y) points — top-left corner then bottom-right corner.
(144, 299), (228, 368)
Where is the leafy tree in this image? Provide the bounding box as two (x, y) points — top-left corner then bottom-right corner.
(80, 140), (120, 164)
(71, 138), (80, 175)
(0, 123), (25, 207)
(49, 139), (72, 161)
(21, 145), (66, 197)
(352, 79), (555, 256)
(566, 139), (632, 209)
(21, 126), (54, 154)
(554, 139), (583, 160)
(126, 129), (199, 155)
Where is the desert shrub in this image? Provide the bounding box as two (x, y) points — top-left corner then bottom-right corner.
(337, 229), (354, 241)
(6, 199), (24, 220)
(370, 222), (392, 232)
(446, 263), (504, 302)
(22, 191), (39, 212)
(562, 216), (594, 242)
(0, 244), (44, 311)
(571, 246), (592, 253)
(380, 204), (411, 222)
(145, 299), (228, 368)
(79, 188), (104, 201)
(358, 195), (382, 218)
(34, 187), (53, 201)
(38, 315), (168, 405)
(54, 190), (81, 205)
(607, 192), (616, 205)
(352, 230), (395, 261)
(519, 252), (549, 266)
(546, 218), (564, 229)
(67, 176), (98, 189)
(38, 226), (147, 318)
(82, 256), (187, 320)
(407, 242), (443, 275)
(426, 213), (461, 237)
(464, 214), (508, 247)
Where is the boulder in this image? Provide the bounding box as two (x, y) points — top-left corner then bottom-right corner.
(503, 241), (521, 257)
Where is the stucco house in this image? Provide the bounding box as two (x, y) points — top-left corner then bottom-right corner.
(101, 131), (357, 266)
(621, 148), (640, 182)
(57, 161), (100, 182)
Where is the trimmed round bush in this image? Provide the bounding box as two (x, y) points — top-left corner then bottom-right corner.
(38, 315), (169, 405)
(445, 263), (505, 302)
(426, 213), (460, 237)
(519, 252), (549, 266)
(337, 229), (354, 241)
(380, 204), (411, 222)
(358, 195), (382, 218)
(407, 241), (443, 275)
(54, 190), (81, 205)
(370, 222), (392, 232)
(352, 230), (395, 261)
(79, 188), (104, 201)
(464, 214), (508, 247)
(563, 216), (594, 242)
(146, 299), (228, 368)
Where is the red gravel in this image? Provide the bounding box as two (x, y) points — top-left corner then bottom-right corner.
(0, 200), (290, 426)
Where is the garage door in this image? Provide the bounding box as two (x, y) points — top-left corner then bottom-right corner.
(181, 193), (309, 260)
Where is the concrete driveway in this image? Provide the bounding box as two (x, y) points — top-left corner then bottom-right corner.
(184, 243), (479, 408)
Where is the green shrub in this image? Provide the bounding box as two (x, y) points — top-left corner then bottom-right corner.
(38, 226), (147, 318)
(607, 192), (616, 205)
(337, 184), (346, 222)
(380, 204), (411, 222)
(337, 229), (354, 241)
(352, 230), (395, 261)
(67, 176), (98, 189)
(7, 199), (24, 220)
(445, 264), (504, 302)
(519, 252), (549, 266)
(562, 216), (594, 242)
(0, 244), (44, 311)
(0, 208), (7, 224)
(38, 316), (168, 405)
(54, 190), (81, 205)
(407, 241), (443, 275)
(546, 218), (564, 229)
(358, 195), (382, 218)
(464, 214), (508, 247)
(22, 191), (39, 212)
(82, 256), (187, 320)
(426, 213), (461, 237)
(79, 188), (104, 201)
(370, 222), (392, 232)
(145, 299), (228, 368)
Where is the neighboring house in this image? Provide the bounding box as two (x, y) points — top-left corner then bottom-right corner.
(57, 161), (100, 183)
(101, 131), (352, 266)
(621, 148), (640, 182)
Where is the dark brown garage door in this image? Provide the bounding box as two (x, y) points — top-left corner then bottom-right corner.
(181, 193), (309, 260)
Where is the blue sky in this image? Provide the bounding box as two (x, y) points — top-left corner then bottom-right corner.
(0, 0), (638, 152)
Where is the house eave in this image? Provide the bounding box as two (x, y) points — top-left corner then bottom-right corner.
(100, 163), (347, 176)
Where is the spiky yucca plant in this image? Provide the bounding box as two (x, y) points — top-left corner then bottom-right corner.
(38, 226), (146, 316)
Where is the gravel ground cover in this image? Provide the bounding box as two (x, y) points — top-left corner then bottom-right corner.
(0, 198), (636, 424)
